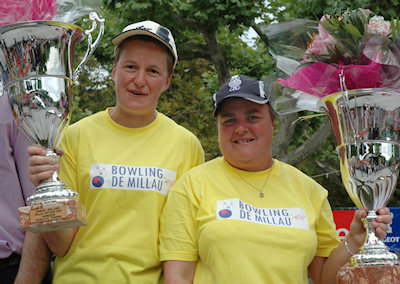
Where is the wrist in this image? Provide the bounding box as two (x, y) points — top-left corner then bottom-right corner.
(344, 235), (360, 256)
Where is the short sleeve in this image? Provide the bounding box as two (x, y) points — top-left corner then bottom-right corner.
(159, 176), (199, 262)
(315, 198), (341, 257)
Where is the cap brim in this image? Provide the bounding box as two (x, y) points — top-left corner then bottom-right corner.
(112, 30), (177, 65)
(213, 94), (269, 116)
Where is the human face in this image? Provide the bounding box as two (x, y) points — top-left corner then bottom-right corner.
(217, 98), (275, 172)
(111, 40), (172, 127)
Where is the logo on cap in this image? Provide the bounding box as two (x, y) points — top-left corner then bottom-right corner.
(228, 75), (242, 92)
(135, 25), (151, 32)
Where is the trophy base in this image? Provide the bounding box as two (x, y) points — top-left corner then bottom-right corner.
(27, 181), (80, 205)
(18, 199), (87, 232)
(350, 242), (399, 266)
(337, 264), (400, 283)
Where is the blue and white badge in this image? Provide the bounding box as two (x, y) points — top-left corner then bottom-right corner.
(228, 75), (242, 92)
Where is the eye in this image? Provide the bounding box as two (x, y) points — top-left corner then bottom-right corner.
(248, 115), (260, 121)
(125, 64), (136, 70)
(148, 68), (160, 75)
(221, 118), (236, 125)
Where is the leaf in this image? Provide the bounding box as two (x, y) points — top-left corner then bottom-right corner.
(391, 18), (397, 42)
(344, 23), (362, 38)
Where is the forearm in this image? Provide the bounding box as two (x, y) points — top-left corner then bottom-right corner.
(15, 232), (53, 284)
(43, 227), (78, 257)
(320, 242), (352, 284)
(163, 260), (197, 284)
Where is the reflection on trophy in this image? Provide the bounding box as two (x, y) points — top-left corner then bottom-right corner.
(323, 88), (400, 265)
(0, 12), (104, 232)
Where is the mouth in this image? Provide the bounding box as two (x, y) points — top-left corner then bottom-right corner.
(234, 139), (254, 144)
(129, 90), (146, 96)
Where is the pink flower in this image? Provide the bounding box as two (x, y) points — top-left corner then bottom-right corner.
(305, 15), (336, 58)
(368, 16), (391, 36)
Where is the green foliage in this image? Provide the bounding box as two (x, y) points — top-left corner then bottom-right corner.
(70, 59), (115, 124)
(157, 59), (220, 160)
(320, 8), (369, 64)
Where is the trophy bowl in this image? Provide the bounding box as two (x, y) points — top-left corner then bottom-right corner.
(322, 88), (400, 266)
(0, 12), (104, 232)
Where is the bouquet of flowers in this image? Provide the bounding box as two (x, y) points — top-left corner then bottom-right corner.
(262, 8), (400, 113)
(0, 0), (102, 26)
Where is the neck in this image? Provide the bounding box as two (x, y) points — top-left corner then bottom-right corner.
(229, 159), (274, 172)
(109, 106), (157, 128)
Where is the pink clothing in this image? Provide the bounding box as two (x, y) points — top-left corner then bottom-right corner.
(0, 93), (35, 258)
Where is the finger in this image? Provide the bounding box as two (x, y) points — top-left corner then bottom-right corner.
(353, 208), (368, 223)
(375, 214), (392, 225)
(27, 145), (47, 157)
(54, 147), (64, 156)
(374, 226), (388, 240)
(349, 209), (368, 238)
(29, 164), (58, 175)
(377, 207), (390, 216)
(29, 155), (58, 167)
(372, 220), (388, 231)
(29, 170), (55, 187)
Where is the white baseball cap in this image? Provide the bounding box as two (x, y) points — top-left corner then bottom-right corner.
(112, 20), (178, 67)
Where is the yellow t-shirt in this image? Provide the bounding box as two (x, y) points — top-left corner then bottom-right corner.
(53, 109), (204, 283)
(160, 157), (340, 283)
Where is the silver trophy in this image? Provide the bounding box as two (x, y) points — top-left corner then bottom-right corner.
(0, 12), (104, 231)
(322, 87), (400, 266)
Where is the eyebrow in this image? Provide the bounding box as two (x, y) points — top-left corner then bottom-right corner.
(220, 108), (261, 118)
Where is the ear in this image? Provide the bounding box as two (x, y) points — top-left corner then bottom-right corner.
(111, 64), (117, 82)
(161, 74), (172, 93)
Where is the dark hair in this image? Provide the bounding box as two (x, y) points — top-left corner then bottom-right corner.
(266, 103), (277, 122)
(113, 35), (174, 75)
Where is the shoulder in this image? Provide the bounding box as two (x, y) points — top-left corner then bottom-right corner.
(66, 110), (105, 134)
(176, 157), (223, 180)
(169, 157), (222, 195)
(274, 160), (315, 180)
(274, 159), (327, 192)
(70, 110), (104, 128)
(158, 113), (201, 143)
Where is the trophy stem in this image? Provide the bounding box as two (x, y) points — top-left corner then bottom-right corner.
(350, 210), (398, 266)
(45, 148), (61, 183)
(26, 148), (79, 206)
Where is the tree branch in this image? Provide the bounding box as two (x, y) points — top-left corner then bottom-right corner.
(272, 112), (298, 160)
(251, 24), (269, 48)
(201, 29), (231, 85)
(286, 119), (333, 165)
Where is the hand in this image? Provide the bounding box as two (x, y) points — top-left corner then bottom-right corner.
(372, 207), (392, 239)
(28, 145), (64, 186)
(346, 207), (392, 251)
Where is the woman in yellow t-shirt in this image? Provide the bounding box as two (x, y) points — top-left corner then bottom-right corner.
(159, 75), (392, 284)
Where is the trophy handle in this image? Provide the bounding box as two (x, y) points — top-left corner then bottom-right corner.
(73, 12), (105, 85)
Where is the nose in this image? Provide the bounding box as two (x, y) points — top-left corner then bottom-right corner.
(133, 70), (146, 87)
(234, 119), (248, 135)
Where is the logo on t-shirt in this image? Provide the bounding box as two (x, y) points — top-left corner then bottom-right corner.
(92, 164), (106, 187)
(89, 163), (177, 195)
(216, 199), (309, 230)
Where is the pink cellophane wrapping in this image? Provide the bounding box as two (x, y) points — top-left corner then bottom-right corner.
(277, 60), (382, 98)
(0, 0), (57, 26)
